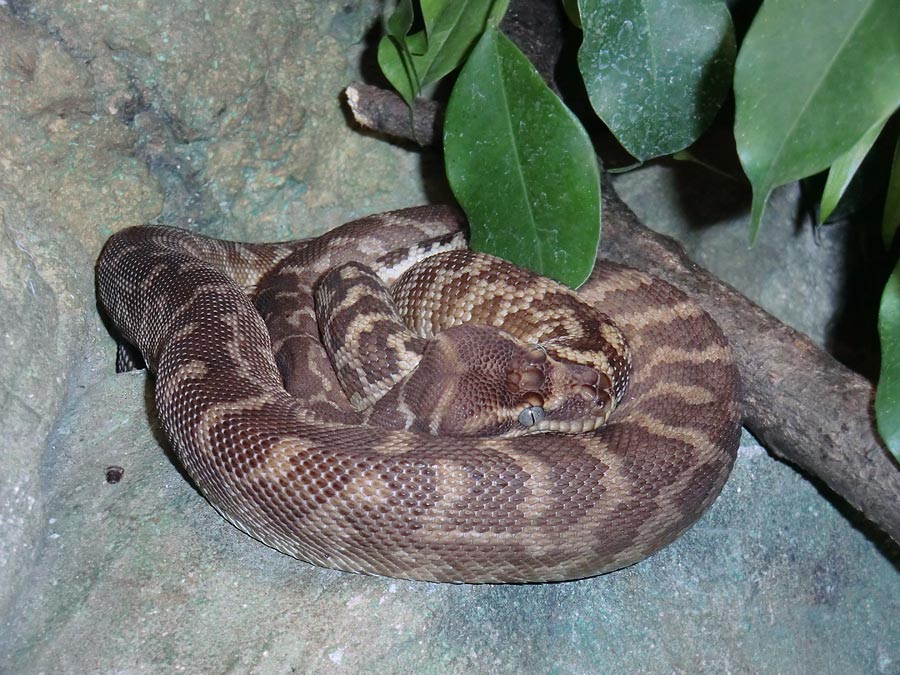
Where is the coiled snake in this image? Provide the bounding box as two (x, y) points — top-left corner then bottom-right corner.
(96, 205), (740, 583)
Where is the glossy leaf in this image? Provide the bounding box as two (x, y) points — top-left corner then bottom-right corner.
(562, 0), (581, 28)
(377, 0), (509, 106)
(577, 0), (735, 161)
(883, 134), (900, 247)
(386, 0), (414, 39)
(820, 119), (886, 223)
(877, 259), (900, 457)
(416, 0), (510, 83)
(734, 0), (900, 241)
(444, 27), (601, 288)
(378, 0), (419, 105)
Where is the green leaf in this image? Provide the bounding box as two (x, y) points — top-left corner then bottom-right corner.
(562, 0), (581, 28)
(876, 258), (900, 457)
(577, 0), (735, 162)
(386, 0), (415, 38)
(377, 0), (420, 106)
(414, 0), (510, 88)
(884, 133), (900, 248)
(734, 0), (900, 241)
(416, 0), (510, 82)
(820, 119), (887, 223)
(444, 27), (601, 288)
(377, 0), (510, 105)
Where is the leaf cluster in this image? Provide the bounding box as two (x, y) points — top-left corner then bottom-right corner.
(375, 0), (900, 456)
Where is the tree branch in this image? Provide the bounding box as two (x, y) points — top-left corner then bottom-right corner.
(342, 0), (900, 545)
(598, 179), (900, 545)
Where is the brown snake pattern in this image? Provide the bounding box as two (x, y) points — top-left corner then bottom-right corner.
(96, 205), (741, 583)
(314, 249), (632, 437)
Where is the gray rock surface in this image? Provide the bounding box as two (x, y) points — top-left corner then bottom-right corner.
(0, 2), (897, 673)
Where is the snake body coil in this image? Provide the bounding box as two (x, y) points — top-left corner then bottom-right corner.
(96, 205), (740, 583)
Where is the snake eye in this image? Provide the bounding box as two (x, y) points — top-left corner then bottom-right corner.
(518, 405), (545, 428)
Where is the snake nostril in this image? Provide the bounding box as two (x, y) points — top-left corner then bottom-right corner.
(596, 391), (612, 411)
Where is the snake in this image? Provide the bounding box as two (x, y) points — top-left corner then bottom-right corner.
(95, 205), (741, 583)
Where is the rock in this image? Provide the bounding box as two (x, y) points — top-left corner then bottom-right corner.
(0, 2), (896, 673)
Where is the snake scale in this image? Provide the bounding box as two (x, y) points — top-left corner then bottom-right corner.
(96, 205), (740, 583)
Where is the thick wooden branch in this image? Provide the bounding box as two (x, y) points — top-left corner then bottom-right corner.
(345, 85), (443, 147)
(343, 81), (900, 544)
(344, 83), (435, 147)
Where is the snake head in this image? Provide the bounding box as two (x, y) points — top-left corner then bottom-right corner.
(393, 325), (620, 437)
(505, 344), (619, 436)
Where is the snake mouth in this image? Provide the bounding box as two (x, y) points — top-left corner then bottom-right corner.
(536, 418), (604, 434)
(529, 404), (615, 434)
(505, 413), (610, 436)
(512, 392), (618, 435)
